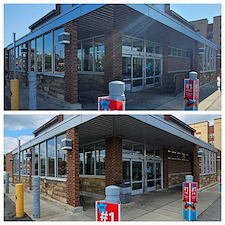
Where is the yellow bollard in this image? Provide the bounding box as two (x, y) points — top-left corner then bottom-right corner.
(10, 79), (20, 110)
(15, 183), (24, 218)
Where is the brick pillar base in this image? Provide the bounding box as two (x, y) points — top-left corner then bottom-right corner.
(105, 136), (123, 186)
(193, 145), (200, 183)
(66, 128), (80, 207)
(163, 148), (169, 188)
(64, 20), (78, 104)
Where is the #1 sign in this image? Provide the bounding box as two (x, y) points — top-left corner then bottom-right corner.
(96, 201), (121, 222)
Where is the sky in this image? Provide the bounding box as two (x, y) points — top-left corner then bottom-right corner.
(4, 114), (221, 155)
(3, 3), (222, 47)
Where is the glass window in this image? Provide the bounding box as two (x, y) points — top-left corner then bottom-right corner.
(14, 153), (19, 174)
(40, 142), (46, 176)
(30, 40), (35, 71)
(122, 141), (132, 155)
(77, 42), (82, 71)
(122, 56), (131, 80)
(155, 146), (161, 157)
(79, 147), (84, 174)
(146, 145), (154, 157)
(83, 39), (93, 71)
(44, 32), (52, 72)
(47, 138), (55, 177)
(146, 58), (154, 77)
(122, 36), (132, 51)
(84, 143), (95, 175)
(95, 141), (105, 175)
(155, 44), (162, 54)
(155, 59), (161, 76)
(94, 37), (104, 72)
(36, 36), (43, 72)
(15, 46), (19, 70)
(57, 133), (67, 177)
(133, 144), (144, 156)
(133, 39), (144, 52)
(146, 42), (154, 53)
(34, 145), (39, 175)
(21, 43), (26, 71)
(54, 27), (65, 73)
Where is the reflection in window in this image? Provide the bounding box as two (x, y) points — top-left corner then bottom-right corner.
(79, 147), (84, 174)
(30, 40), (35, 71)
(95, 141), (105, 175)
(54, 28), (65, 73)
(122, 56), (131, 80)
(83, 39), (93, 71)
(57, 133), (67, 177)
(133, 144), (144, 155)
(47, 138), (55, 177)
(84, 144), (95, 175)
(95, 37), (104, 72)
(122, 141), (132, 155)
(44, 32), (52, 72)
(133, 39), (144, 52)
(122, 37), (132, 51)
(77, 42), (82, 71)
(34, 145), (39, 175)
(40, 142), (46, 176)
(36, 36), (43, 72)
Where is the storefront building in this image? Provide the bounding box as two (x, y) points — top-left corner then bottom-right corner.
(6, 115), (219, 208)
(5, 4), (218, 106)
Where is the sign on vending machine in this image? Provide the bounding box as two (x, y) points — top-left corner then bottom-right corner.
(96, 201), (121, 222)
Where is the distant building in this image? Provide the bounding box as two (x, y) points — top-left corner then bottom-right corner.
(191, 16), (221, 71)
(189, 118), (221, 184)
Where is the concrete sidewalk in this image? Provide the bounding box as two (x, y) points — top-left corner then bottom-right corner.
(5, 183), (221, 221)
(5, 78), (221, 111)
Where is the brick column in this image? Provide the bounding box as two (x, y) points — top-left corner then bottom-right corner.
(104, 31), (122, 93)
(66, 127), (80, 207)
(193, 145), (199, 183)
(64, 20), (78, 104)
(105, 136), (123, 186)
(163, 148), (169, 189)
(29, 147), (33, 190)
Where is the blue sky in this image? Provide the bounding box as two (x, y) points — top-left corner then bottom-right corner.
(4, 3), (221, 47)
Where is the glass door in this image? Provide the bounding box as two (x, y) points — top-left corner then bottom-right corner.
(132, 57), (144, 92)
(155, 161), (162, 189)
(146, 161), (156, 192)
(145, 58), (154, 88)
(131, 160), (143, 195)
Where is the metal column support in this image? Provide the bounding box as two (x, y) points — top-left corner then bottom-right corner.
(33, 176), (40, 219)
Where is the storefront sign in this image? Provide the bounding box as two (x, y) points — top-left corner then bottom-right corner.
(96, 201), (120, 222)
(98, 96), (125, 111)
(184, 79), (199, 111)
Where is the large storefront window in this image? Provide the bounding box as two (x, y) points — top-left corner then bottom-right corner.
(83, 39), (93, 71)
(199, 45), (216, 72)
(79, 141), (105, 176)
(34, 145), (39, 175)
(30, 39), (35, 71)
(44, 32), (52, 72)
(40, 142), (46, 176)
(36, 36), (43, 72)
(54, 27), (65, 73)
(78, 36), (105, 72)
(57, 133), (67, 177)
(47, 138), (55, 177)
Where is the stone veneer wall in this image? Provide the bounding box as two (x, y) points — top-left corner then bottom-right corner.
(199, 173), (217, 188)
(199, 71), (217, 86)
(80, 177), (106, 194)
(13, 175), (67, 204)
(168, 172), (192, 187)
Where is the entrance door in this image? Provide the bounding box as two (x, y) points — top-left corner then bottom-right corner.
(132, 57), (143, 92)
(131, 160), (143, 195)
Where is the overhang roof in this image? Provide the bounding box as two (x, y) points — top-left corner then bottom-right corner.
(7, 4), (217, 50)
(12, 115), (218, 154)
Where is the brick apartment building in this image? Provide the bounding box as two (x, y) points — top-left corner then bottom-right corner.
(189, 118), (222, 177)
(4, 4), (218, 108)
(191, 16), (221, 70)
(5, 114), (219, 208)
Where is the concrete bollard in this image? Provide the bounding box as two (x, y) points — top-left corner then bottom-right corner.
(185, 175), (193, 183)
(109, 81), (125, 101)
(189, 71), (198, 80)
(33, 176), (40, 219)
(105, 185), (121, 204)
(15, 183), (24, 218)
(5, 173), (9, 194)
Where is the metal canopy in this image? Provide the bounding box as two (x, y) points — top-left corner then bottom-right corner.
(78, 115), (218, 153)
